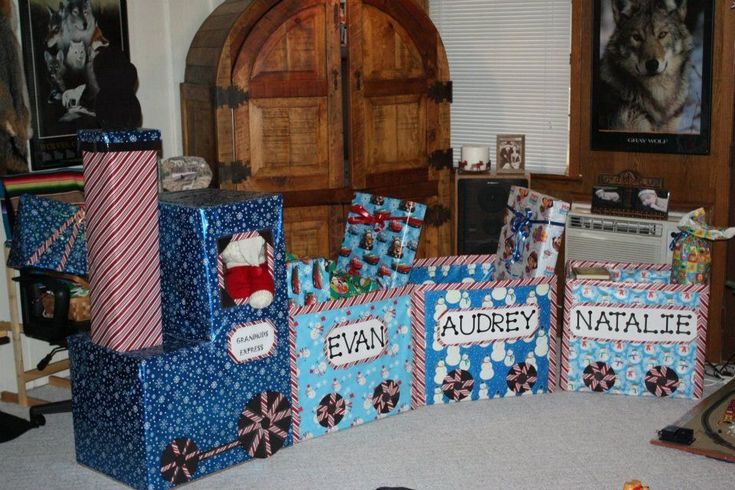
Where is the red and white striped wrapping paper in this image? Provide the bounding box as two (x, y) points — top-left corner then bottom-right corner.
(82, 148), (163, 352)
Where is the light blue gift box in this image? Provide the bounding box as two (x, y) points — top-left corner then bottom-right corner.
(562, 260), (709, 399)
(409, 256), (558, 407)
(289, 287), (414, 441)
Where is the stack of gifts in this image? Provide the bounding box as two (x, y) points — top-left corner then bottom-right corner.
(284, 192), (426, 308)
(670, 208), (735, 285)
(494, 186), (570, 280)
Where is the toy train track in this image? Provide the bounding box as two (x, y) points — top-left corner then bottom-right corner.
(160, 391), (291, 484)
(701, 388), (735, 453)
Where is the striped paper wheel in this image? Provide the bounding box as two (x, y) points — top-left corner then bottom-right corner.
(238, 392), (291, 459)
(372, 380), (401, 414)
(644, 366), (680, 397)
(317, 393), (346, 428)
(583, 362), (617, 393)
(506, 362), (538, 394)
(159, 438), (199, 484)
(442, 369), (474, 401)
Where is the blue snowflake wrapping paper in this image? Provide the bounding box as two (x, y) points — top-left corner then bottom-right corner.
(562, 261), (710, 399)
(158, 190), (287, 342)
(410, 260), (557, 407)
(7, 193), (87, 275)
(286, 257), (331, 307)
(78, 128), (162, 151)
(289, 287), (414, 442)
(69, 329), (293, 490)
(336, 193), (426, 288)
(494, 186), (570, 281)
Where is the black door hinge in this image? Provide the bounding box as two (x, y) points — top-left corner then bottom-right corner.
(214, 86), (250, 109)
(217, 160), (251, 184)
(428, 81), (452, 103)
(428, 148), (453, 170)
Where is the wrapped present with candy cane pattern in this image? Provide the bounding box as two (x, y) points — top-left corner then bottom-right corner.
(494, 186), (570, 281)
(289, 287), (414, 442)
(562, 260), (710, 399)
(336, 192), (426, 289)
(409, 255), (558, 407)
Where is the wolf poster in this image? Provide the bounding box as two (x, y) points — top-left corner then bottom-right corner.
(19, 0), (129, 170)
(591, 0), (713, 155)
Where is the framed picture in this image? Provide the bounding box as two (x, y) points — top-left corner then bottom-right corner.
(592, 185), (670, 220)
(496, 134), (525, 173)
(591, 0), (714, 155)
(19, 0), (130, 170)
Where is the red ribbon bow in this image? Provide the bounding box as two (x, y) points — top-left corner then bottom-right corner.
(347, 205), (409, 232)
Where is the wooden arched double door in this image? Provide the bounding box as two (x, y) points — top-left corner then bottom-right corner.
(182, 0), (452, 258)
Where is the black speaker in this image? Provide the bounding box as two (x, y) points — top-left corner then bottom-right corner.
(456, 175), (529, 255)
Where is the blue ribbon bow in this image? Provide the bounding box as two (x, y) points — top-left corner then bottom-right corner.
(506, 206), (566, 263)
(669, 231), (689, 251)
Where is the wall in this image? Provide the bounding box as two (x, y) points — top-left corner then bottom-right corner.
(533, 0), (735, 361)
(0, 0), (225, 395)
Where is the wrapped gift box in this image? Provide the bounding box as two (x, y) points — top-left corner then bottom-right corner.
(494, 186), (570, 281)
(562, 260), (709, 399)
(289, 287), (414, 441)
(159, 190), (286, 342)
(79, 129), (163, 352)
(69, 327), (292, 489)
(336, 193), (426, 288)
(7, 193), (87, 276)
(286, 256), (331, 306)
(410, 255), (557, 407)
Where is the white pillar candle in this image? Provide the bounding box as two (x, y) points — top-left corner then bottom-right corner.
(459, 145), (490, 172)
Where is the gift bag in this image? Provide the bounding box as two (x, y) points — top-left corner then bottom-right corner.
(336, 193), (426, 288)
(670, 208), (735, 285)
(494, 187), (569, 281)
(7, 194), (87, 276)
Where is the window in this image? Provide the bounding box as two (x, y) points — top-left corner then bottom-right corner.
(429, 0), (571, 174)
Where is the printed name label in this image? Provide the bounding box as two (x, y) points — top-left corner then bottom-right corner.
(571, 306), (697, 343)
(325, 318), (388, 368)
(228, 321), (277, 363)
(437, 306), (539, 346)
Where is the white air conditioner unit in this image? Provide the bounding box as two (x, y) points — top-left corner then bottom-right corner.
(565, 203), (685, 265)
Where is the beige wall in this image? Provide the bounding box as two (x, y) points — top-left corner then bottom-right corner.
(0, 0), (225, 394)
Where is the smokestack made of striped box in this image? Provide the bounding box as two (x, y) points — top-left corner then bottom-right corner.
(78, 129), (163, 352)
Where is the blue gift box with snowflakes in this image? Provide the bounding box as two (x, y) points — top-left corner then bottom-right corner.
(158, 190), (287, 342)
(68, 329), (293, 489)
(409, 255), (558, 407)
(561, 261), (710, 399)
(289, 287), (414, 441)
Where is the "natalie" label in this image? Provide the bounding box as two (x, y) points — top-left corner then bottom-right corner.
(570, 305), (697, 343)
(227, 320), (277, 363)
(437, 306), (539, 346)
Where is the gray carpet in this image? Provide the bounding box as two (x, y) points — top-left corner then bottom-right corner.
(2, 382), (735, 489)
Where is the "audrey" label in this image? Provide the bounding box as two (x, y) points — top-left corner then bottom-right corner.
(570, 305), (697, 343)
(437, 306), (539, 346)
(325, 318), (388, 368)
(227, 320), (277, 363)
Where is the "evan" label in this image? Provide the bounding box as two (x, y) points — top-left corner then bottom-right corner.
(325, 318), (388, 368)
(437, 306), (539, 346)
(570, 305), (697, 343)
(227, 320), (277, 363)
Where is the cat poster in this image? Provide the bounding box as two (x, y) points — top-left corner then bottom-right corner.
(19, 0), (129, 170)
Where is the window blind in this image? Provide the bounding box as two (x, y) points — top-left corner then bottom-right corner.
(429, 0), (571, 174)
